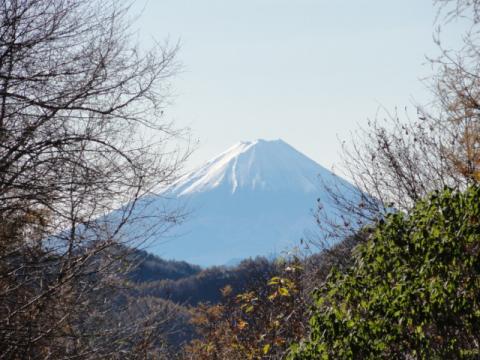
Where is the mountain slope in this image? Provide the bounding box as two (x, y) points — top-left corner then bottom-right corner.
(123, 139), (361, 266)
(164, 139), (328, 195)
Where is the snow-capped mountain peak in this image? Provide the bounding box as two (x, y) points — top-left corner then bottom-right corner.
(164, 139), (336, 196)
(115, 139), (361, 266)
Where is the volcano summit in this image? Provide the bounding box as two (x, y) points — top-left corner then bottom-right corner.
(122, 139), (360, 266)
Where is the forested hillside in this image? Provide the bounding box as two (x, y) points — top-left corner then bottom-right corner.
(127, 249), (202, 283)
(117, 234), (362, 354)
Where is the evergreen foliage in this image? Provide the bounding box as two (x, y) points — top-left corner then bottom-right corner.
(289, 186), (480, 359)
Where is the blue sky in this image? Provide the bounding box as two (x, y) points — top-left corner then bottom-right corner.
(134, 1), (463, 173)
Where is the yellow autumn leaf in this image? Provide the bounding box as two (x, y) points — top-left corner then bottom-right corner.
(237, 319), (248, 330)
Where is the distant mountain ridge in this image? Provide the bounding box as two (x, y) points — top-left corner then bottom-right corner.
(120, 139), (361, 266)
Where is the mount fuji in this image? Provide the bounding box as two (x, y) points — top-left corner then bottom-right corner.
(121, 139), (361, 266)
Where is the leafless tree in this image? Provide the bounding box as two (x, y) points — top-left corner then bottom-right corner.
(312, 0), (480, 249)
(435, 0), (480, 22)
(0, 0), (189, 358)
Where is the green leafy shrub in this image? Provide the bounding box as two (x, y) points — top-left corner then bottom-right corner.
(289, 186), (480, 359)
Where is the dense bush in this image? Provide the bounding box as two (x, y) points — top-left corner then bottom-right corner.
(289, 186), (480, 359)
(182, 259), (307, 360)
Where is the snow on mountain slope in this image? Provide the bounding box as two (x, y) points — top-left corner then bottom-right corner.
(165, 139), (344, 196)
(121, 139), (362, 266)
